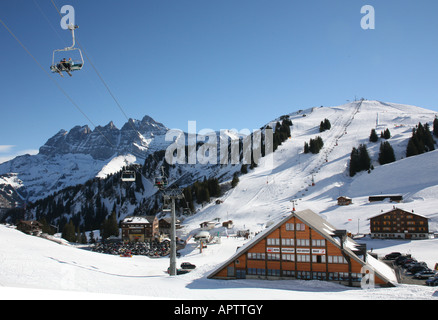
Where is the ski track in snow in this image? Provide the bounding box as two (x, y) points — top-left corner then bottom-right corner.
(1, 100), (438, 299)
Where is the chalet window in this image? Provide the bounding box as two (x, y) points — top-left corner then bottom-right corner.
(328, 256), (347, 264)
(267, 253), (280, 261)
(297, 254), (310, 262)
(282, 238), (294, 246)
(267, 238), (280, 246)
(312, 255), (326, 263)
(236, 269), (246, 279)
(297, 271), (311, 279)
(267, 269), (280, 276)
(313, 272), (326, 280)
(282, 254), (295, 261)
(296, 223), (306, 231)
(297, 239), (310, 246)
(248, 268), (266, 276)
(283, 270), (295, 277)
(312, 239), (326, 247)
(248, 252), (265, 260)
(286, 223), (294, 231)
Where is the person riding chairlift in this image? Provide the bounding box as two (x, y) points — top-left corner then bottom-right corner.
(58, 58), (72, 71)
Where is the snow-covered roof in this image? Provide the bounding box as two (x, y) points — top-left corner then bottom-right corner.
(122, 216), (156, 224)
(367, 207), (429, 220)
(208, 209), (398, 285)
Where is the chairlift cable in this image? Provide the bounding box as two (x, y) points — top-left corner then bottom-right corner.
(47, 1), (159, 188)
(0, 17), (113, 149)
(49, 0), (172, 190)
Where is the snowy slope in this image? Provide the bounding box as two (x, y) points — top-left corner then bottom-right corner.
(1, 100), (438, 299)
(183, 101), (437, 233)
(0, 224), (437, 300)
(0, 116), (171, 202)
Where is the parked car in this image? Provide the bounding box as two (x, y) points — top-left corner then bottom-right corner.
(413, 270), (437, 280)
(400, 258), (416, 268)
(426, 277), (438, 286)
(181, 262), (196, 270)
(167, 267), (191, 275)
(407, 262), (428, 274)
(384, 252), (402, 260)
(395, 255), (412, 266)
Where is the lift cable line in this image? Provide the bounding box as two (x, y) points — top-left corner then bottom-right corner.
(49, 0), (141, 139)
(0, 15), (148, 199)
(5, 2), (194, 276)
(49, 0), (172, 189)
(0, 17), (113, 150)
(50, 2), (193, 234)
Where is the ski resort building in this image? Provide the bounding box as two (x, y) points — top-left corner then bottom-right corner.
(369, 207), (429, 240)
(121, 216), (159, 242)
(337, 196), (352, 206)
(208, 210), (396, 287)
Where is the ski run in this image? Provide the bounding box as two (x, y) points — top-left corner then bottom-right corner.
(1, 100), (438, 300)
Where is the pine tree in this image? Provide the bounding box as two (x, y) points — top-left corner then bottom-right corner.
(349, 147), (360, 177)
(358, 144), (371, 172)
(433, 117), (438, 137)
(424, 123), (435, 152)
(89, 231), (96, 244)
(307, 136), (324, 154)
(101, 211), (119, 240)
(349, 144), (371, 176)
(378, 141), (396, 165)
(319, 119), (331, 132)
(369, 129), (378, 142)
(61, 219), (76, 242)
(406, 122), (435, 157)
(231, 173), (239, 188)
(304, 142), (310, 154)
(81, 231), (88, 244)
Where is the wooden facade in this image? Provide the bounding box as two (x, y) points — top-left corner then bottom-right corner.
(369, 195), (403, 203)
(208, 210), (395, 287)
(337, 196), (352, 206)
(369, 208), (429, 240)
(17, 220), (43, 235)
(121, 216), (159, 242)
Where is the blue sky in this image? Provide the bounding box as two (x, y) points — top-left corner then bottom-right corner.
(1, 0), (438, 163)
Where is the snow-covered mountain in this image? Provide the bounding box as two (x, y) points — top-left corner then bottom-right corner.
(2, 100), (438, 239)
(1, 99), (438, 300)
(0, 115), (170, 202)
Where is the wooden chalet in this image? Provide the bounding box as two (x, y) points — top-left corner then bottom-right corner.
(208, 209), (396, 287)
(368, 207), (429, 240)
(222, 220), (234, 229)
(368, 195), (403, 203)
(17, 220), (43, 235)
(158, 218), (181, 236)
(337, 196), (352, 206)
(121, 216), (159, 242)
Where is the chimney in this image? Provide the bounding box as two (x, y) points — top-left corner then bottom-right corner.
(333, 230), (347, 249)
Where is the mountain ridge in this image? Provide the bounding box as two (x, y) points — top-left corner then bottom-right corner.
(1, 100), (437, 237)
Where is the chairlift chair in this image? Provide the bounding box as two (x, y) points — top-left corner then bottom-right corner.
(50, 24), (84, 76)
(121, 170), (136, 182)
(154, 166), (168, 190)
(154, 176), (168, 190)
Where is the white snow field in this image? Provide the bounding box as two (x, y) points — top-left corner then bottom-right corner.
(0, 224), (437, 300)
(1, 100), (438, 299)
